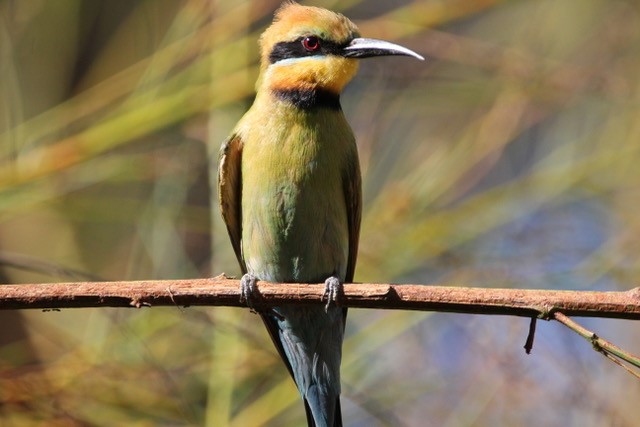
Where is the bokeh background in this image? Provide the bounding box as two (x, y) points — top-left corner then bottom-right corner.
(1, 0), (639, 425)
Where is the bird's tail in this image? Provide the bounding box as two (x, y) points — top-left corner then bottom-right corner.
(261, 305), (346, 427)
(304, 396), (342, 427)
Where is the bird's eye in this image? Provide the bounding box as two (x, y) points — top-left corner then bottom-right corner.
(302, 36), (321, 52)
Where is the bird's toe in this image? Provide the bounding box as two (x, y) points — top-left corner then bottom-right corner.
(322, 275), (344, 312)
(240, 273), (259, 310)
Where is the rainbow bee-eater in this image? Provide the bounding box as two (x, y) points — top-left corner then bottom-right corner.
(218, 3), (423, 426)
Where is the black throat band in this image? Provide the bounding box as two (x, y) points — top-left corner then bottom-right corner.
(273, 88), (341, 111)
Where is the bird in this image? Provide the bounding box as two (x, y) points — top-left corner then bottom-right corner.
(218, 2), (423, 426)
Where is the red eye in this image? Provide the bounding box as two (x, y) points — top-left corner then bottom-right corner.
(302, 36), (320, 52)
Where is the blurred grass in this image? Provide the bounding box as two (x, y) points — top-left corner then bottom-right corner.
(1, 0), (640, 425)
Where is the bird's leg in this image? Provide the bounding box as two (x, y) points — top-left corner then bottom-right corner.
(240, 274), (285, 320)
(240, 273), (259, 312)
(322, 275), (344, 312)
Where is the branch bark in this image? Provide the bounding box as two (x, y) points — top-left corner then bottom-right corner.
(1, 274), (639, 321)
(4, 274), (640, 377)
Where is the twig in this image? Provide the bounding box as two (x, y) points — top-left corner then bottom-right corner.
(524, 317), (537, 354)
(553, 312), (640, 379)
(2, 276), (638, 379)
(0, 275), (638, 321)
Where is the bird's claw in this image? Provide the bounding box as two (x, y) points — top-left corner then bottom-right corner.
(240, 273), (259, 312)
(322, 275), (344, 312)
(239, 274), (283, 319)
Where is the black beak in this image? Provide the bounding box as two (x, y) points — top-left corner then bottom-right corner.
(342, 38), (424, 60)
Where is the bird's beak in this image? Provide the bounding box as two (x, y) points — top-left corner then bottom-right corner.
(342, 37), (424, 60)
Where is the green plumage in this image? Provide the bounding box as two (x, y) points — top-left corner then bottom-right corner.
(218, 4), (421, 426)
(239, 95), (358, 283)
(218, 88), (361, 427)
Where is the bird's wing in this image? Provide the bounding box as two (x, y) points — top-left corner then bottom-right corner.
(218, 133), (246, 273)
(343, 148), (362, 284)
(219, 134), (299, 381)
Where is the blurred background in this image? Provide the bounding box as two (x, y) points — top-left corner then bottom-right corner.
(1, 0), (639, 425)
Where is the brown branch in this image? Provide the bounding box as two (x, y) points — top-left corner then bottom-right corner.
(4, 275), (638, 379)
(0, 274), (639, 321)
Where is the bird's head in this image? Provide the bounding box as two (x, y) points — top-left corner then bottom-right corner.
(257, 2), (423, 96)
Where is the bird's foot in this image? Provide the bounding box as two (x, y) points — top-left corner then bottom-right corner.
(322, 275), (344, 312)
(239, 274), (284, 320)
(240, 273), (259, 312)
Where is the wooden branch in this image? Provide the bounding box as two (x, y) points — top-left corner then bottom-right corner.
(1, 274), (639, 321)
(4, 274), (637, 379)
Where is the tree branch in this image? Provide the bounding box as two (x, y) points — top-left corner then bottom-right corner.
(3, 274), (639, 378)
(1, 274), (639, 321)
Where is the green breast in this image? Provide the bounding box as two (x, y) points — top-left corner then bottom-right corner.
(240, 106), (355, 283)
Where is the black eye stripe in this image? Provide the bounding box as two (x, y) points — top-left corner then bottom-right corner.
(269, 37), (346, 64)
